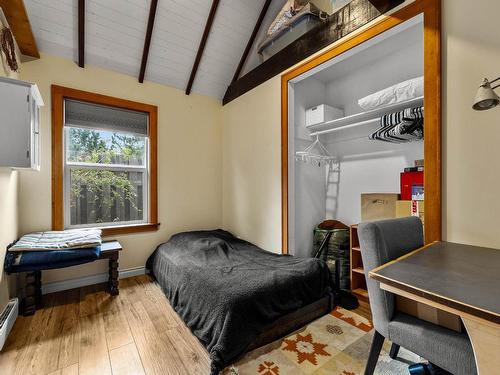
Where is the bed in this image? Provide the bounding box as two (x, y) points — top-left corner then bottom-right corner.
(146, 229), (333, 375)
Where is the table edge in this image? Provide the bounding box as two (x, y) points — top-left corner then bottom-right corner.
(370, 269), (500, 325)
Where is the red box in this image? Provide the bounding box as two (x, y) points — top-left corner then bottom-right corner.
(400, 171), (424, 200)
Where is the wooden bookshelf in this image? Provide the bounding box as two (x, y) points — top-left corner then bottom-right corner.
(350, 225), (369, 304)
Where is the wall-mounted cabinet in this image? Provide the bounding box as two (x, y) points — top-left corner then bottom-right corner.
(0, 76), (44, 170)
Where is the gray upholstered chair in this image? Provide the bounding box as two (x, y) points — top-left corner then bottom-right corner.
(358, 217), (477, 375)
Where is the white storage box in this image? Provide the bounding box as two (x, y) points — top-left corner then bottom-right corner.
(305, 104), (343, 127)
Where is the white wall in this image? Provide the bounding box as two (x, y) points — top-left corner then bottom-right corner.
(291, 79), (328, 256)
(222, 0), (500, 252)
(0, 13), (21, 312)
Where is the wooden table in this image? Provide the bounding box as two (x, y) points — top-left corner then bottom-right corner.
(23, 240), (122, 315)
(369, 241), (500, 375)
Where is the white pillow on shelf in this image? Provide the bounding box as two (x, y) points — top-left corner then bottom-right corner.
(358, 76), (424, 111)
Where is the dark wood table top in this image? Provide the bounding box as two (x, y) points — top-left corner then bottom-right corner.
(370, 241), (500, 324)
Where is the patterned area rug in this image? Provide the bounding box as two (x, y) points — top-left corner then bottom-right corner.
(223, 307), (420, 375)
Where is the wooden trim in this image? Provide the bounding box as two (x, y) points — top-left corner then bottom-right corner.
(280, 0), (442, 253)
(52, 85), (64, 230)
(231, 0), (272, 83)
(422, 0), (442, 244)
(78, 0), (85, 67)
(185, 0), (220, 95)
(368, 242), (435, 275)
(51, 85), (159, 235)
(281, 77), (289, 253)
(138, 0), (158, 83)
(101, 223), (160, 236)
(0, 0), (40, 58)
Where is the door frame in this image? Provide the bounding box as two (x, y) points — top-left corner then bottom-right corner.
(281, 0), (441, 254)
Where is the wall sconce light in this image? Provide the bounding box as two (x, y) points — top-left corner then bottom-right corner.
(473, 77), (500, 110)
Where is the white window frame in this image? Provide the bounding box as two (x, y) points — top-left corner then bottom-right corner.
(62, 120), (150, 230)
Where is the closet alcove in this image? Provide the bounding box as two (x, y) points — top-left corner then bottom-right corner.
(280, 0), (441, 294)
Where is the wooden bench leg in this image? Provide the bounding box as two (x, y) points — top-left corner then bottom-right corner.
(24, 271), (41, 316)
(108, 253), (119, 295)
(35, 270), (42, 308)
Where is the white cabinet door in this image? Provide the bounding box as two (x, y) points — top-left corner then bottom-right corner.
(0, 83), (31, 168)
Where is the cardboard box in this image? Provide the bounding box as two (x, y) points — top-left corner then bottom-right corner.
(361, 193), (399, 222)
(396, 295), (463, 332)
(396, 200), (424, 225)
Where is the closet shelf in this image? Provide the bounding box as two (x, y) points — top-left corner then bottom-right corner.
(306, 96), (424, 136)
(352, 267), (365, 275)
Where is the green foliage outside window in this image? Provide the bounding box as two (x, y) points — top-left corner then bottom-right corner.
(67, 128), (146, 225)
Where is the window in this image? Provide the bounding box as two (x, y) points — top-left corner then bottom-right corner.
(52, 86), (158, 235)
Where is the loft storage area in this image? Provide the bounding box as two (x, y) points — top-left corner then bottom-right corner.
(287, 14), (424, 257)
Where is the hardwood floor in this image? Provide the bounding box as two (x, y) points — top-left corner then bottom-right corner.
(0, 275), (372, 375)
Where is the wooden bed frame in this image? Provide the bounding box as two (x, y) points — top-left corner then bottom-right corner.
(248, 292), (335, 351)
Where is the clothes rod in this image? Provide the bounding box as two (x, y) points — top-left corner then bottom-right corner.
(310, 107), (425, 137)
(310, 117), (379, 136)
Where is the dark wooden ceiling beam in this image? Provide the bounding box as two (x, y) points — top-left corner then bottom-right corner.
(0, 0), (39, 58)
(223, 0), (404, 105)
(78, 0), (85, 67)
(185, 0), (220, 95)
(139, 0), (158, 83)
(231, 0), (272, 84)
(368, 0), (402, 13)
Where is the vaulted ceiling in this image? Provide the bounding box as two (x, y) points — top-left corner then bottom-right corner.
(24, 0), (287, 99)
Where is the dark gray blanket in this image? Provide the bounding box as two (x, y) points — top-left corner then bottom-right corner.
(146, 230), (331, 374)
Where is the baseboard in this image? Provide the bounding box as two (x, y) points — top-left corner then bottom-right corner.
(41, 266), (148, 295)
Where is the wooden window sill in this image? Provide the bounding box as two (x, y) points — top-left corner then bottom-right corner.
(99, 223), (160, 236)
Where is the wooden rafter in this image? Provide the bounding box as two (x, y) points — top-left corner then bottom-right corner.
(0, 0), (39, 58)
(185, 0), (220, 95)
(223, 0), (405, 105)
(78, 0), (84, 67)
(231, 0), (272, 83)
(139, 0), (158, 83)
(368, 0), (402, 13)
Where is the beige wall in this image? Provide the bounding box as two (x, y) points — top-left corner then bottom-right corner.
(0, 170), (18, 311)
(222, 78), (282, 252)
(0, 15), (20, 311)
(222, 0), (500, 251)
(442, 0), (500, 247)
(19, 53), (222, 283)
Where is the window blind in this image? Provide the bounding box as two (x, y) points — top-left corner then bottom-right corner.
(64, 99), (148, 136)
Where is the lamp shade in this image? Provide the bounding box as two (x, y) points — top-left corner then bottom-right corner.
(473, 78), (500, 110)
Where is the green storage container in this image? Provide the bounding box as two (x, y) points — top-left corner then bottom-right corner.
(312, 222), (350, 290)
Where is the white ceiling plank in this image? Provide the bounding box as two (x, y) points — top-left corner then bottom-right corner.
(25, 0), (277, 99)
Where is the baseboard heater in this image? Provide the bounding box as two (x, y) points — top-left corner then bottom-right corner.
(0, 298), (18, 350)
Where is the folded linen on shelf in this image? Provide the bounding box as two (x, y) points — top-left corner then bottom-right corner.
(9, 228), (102, 252)
(358, 76), (424, 111)
(370, 106), (424, 143)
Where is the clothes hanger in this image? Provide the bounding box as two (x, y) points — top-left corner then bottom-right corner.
(295, 134), (338, 167)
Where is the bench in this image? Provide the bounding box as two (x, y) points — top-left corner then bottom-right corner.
(23, 240), (122, 316)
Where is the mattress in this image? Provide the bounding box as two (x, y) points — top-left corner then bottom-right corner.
(146, 229), (331, 374)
